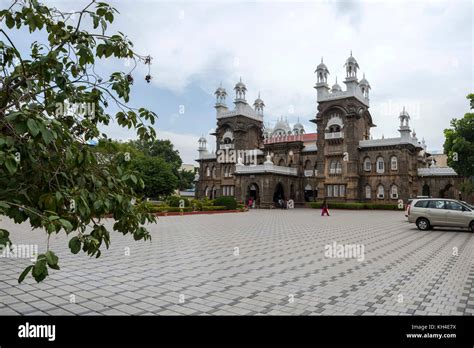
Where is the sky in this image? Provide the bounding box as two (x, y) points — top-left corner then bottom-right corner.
(5, 0), (473, 164)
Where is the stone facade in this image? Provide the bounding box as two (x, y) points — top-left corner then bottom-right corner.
(195, 54), (468, 207)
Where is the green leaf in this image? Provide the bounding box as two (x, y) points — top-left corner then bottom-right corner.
(27, 119), (40, 136)
(59, 219), (73, 233)
(5, 14), (14, 29)
(32, 259), (48, 283)
(68, 237), (81, 254)
(45, 250), (59, 267)
(18, 265), (33, 284)
(0, 201), (10, 209)
(5, 158), (18, 175)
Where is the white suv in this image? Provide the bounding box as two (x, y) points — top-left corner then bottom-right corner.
(407, 198), (474, 231)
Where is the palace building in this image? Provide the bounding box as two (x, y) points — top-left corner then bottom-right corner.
(194, 53), (464, 208)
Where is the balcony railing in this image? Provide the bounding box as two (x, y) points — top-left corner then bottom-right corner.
(325, 132), (344, 139)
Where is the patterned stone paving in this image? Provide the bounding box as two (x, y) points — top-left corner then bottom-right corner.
(0, 209), (473, 315)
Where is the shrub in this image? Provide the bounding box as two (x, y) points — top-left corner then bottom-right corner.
(190, 199), (203, 211)
(200, 197), (213, 206)
(167, 196), (190, 207)
(213, 196), (238, 210)
(150, 206), (193, 213)
(309, 202), (400, 210)
(202, 206), (227, 211)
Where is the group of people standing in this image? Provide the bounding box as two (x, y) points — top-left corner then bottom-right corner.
(247, 196), (331, 215)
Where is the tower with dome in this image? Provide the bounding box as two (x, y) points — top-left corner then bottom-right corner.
(195, 53), (464, 207)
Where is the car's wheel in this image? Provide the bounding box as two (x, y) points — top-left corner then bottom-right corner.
(470, 221), (474, 232)
(416, 218), (430, 231)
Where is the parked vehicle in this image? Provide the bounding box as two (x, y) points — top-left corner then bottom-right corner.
(405, 196), (431, 217)
(407, 198), (474, 231)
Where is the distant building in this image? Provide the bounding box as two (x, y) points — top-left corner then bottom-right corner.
(180, 164), (196, 172)
(195, 53), (467, 207)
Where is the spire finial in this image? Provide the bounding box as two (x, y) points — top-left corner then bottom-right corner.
(403, 105), (406, 112)
(239, 76), (242, 83)
(258, 91), (261, 98)
(350, 49), (352, 57)
(335, 76), (338, 83)
(363, 73), (365, 79)
(321, 57), (323, 63)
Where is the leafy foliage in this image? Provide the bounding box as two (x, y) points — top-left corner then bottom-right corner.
(443, 94), (474, 180)
(213, 196), (237, 210)
(0, 1), (157, 282)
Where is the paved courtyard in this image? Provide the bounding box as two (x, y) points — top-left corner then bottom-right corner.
(0, 209), (473, 316)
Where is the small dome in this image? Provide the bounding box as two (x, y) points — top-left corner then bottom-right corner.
(315, 57), (329, 74)
(359, 73), (370, 88)
(331, 78), (342, 92)
(293, 122), (304, 130)
(198, 136), (207, 142)
(273, 117), (291, 134)
(399, 107), (410, 118)
(215, 85), (226, 95)
(253, 92), (264, 107)
(234, 78), (246, 90)
(344, 51), (359, 68)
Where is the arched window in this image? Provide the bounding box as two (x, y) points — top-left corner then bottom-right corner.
(278, 158), (285, 166)
(204, 186), (209, 197)
(376, 157), (385, 174)
(336, 160), (342, 174)
(206, 166), (210, 177)
(328, 125), (341, 133)
(377, 184), (385, 199)
(329, 160), (336, 174)
(304, 160), (312, 170)
(390, 185), (398, 199)
(364, 157), (371, 172)
(212, 166), (217, 178)
(365, 185), (372, 199)
(390, 156), (398, 171)
(224, 165), (229, 177)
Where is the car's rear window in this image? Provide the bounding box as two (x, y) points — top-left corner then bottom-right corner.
(414, 200), (429, 208)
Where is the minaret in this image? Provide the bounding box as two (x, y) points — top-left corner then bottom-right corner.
(343, 50), (359, 94)
(253, 92), (265, 116)
(359, 73), (371, 99)
(234, 77), (247, 103)
(314, 57), (330, 101)
(198, 135), (208, 159)
(398, 107), (411, 141)
(214, 83), (228, 116)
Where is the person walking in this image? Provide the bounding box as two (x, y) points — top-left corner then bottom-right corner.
(321, 197), (330, 216)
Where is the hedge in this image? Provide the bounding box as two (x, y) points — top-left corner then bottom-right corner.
(213, 196), (238, 210)
(149, 205), (228, 213)
(309, 202), (401, 210)
(167, 196), (190, 207)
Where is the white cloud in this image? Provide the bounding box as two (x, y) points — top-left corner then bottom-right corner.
(105, 0), (471, 151)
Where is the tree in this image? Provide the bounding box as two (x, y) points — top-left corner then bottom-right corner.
(444, 94), (474, 179)
(178, 168), (196, 191)
(131, 139), (182, 170)
(131, 156), (178, 198)
(0, 1), (158, 283)
(444, 93), (474, 197)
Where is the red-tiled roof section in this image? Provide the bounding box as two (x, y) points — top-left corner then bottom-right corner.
(264, 133), (317, 144)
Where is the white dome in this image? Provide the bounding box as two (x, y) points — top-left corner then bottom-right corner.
(359, 74), (370, 88)
(331, 82), (342, 92)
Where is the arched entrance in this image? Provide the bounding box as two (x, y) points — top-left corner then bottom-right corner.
(247, 183), (259, 207)
(304, 184), (313, 202)
(439, 183), (455, 198)
(273, 182), (285, 203)
(422, 184), (430, 196)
